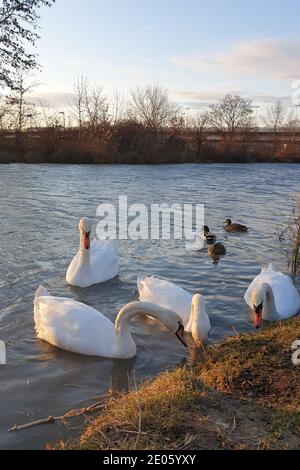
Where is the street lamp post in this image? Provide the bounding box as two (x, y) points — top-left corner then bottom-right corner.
(253, 105), (260, 130)
(26, 114), (33, 129)
(185, 107), (191, 127)
(35, 112), (42, 128)
(59, 111), (66, 130)
(295, 105), (300, 154)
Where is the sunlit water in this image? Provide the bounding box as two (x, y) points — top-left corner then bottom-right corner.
(0, 163), (299, 449)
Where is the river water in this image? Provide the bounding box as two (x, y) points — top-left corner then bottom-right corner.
(0, 163), (299, 449)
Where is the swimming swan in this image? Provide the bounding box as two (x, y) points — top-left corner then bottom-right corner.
(137, 276), (211, 342)
(66, 217), (118, 288)
(244, 264), (300, 328)
(34, 286), (187, 359)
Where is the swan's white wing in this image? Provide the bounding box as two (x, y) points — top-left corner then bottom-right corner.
(266, 272), (300, 317)
(90, 239), (118, 284)
(66, 240), (118, 287)
(245, 269), (300, 318)
(66, 252), (81, 285)
(245, 264), (279, 307)
(66, 251), (94, 288)
(137, 276), (192, 328)
(34, 295), (116, 357)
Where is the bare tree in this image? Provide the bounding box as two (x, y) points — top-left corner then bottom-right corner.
(71, 74), (88, 139)
(129, 85), (178, 130)
(190, 111), (210, 157)
(0, 0), (54, 88)
(264, 101), (286, 132)
(210, 94), (253, 152)
(6, 72), (39, 131)
(283, 110), (300, 156)
(37, 99), (59, 128)
(263, 101), (286, 153)
(85, 85), (111, 141)
(0, 96), (12, 128)
(111, 88), (125, 125)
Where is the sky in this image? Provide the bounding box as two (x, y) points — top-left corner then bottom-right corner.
(32, 0), (300, 113)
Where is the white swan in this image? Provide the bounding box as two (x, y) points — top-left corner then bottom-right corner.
(34, 286), (187, 359)
(244, 263), (300, 328)
(66, 217), (118, 288)
(137, 276), (211, 342)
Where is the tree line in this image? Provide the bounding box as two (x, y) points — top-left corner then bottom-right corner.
(0, 74), (299, 163)
(1, 1), (299, 164)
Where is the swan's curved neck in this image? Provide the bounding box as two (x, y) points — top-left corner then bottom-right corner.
(262, 283), (278, 319)
(113, 302), (181, 358)
(115, 302), (179, 331)
(188, 296), (209, 341)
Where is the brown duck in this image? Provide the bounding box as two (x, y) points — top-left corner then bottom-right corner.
(224, 219), (248, 233)
(207, 242), (227, 256)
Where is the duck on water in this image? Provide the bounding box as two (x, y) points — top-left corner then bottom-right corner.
(224, 219), (248, 233)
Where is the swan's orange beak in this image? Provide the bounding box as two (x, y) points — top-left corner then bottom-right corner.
(253, 304), (263, 329)
(84, 231), (90, 250)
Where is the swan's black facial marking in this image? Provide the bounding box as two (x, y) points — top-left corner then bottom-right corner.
(253, 302), (263, 329)
(175, 321), (187, 348)
(254, 302), (263, 314)
(83, 230), (91, 250)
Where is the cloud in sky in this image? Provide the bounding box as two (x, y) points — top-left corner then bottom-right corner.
(29, 87), (291, 113)
(18, 36), (299, 111)
(136, 25), (157, 32)
(172, 87), (292, 112)
(174, 89), (291, 103)
(171, 37), (300, 81)
(174, 88), (241, 103)
(28, 92), (73, 109)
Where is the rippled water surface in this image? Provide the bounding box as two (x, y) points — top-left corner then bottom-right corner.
(0, 163), (299, 449)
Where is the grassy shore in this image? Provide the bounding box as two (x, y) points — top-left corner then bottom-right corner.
(1, 149), (300, 164)
(59, 318), (300, 450)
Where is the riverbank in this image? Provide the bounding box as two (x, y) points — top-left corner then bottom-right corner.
(59, 318), (300, 450)
(1, 126), (300, 164)
(1, 149), (300, 164)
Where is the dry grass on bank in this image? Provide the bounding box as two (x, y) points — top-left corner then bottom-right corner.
(58, 318), (300, 451)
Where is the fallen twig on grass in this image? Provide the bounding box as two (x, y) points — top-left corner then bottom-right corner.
(8, 396), (107, 433)
(232, 416), (237, 431)
(232, 326), (241, 337)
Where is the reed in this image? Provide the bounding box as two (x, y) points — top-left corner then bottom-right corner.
(278, 195), (300, 279)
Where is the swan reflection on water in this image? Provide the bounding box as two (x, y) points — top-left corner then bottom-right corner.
(110, 357), (137, 393)
(34, 330), (203, 396)
(34, 340), (136, 394)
